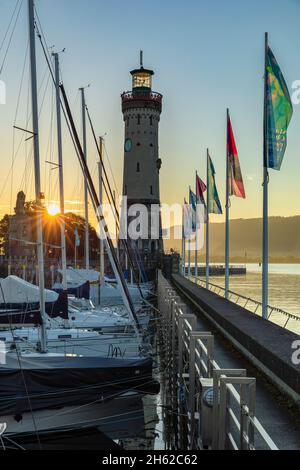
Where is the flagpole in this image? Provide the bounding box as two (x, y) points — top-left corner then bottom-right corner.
(182, 203), (186, 275)
(195, 171), (198, 280)
(206, 150), (210, 289)
(225, 108), (230, 299)
(74, 230), (77, 268)
(262, 32), (269, 320)
(188, 186), (191, 277)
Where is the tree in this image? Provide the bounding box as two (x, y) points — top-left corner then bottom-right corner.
(0, 214), (9, 255)
(0, 202), (100, 260)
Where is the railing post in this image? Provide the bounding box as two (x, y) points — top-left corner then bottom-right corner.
(195, 333), (215, 378)
(177, 313), (196, 449)
(189, 332), (210, 450)
(240, 378), (256, 450)
(212, 369), (246, 450)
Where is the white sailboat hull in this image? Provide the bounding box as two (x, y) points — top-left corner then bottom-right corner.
(2, 329), (148, 357)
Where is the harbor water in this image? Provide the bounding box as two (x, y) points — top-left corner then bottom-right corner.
(194, 263), (300, 334)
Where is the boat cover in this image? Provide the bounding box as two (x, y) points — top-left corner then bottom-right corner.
(59, 268), (100, 283)
(0, 276), (58, 303)
(0, 276), (68, 320)
(0, 355), (159, 416)
(4, 427), (123, 450)
(0, 308), (42, 325)
(53, 281), (90, 301)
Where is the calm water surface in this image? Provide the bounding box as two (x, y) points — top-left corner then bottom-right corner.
(192, 263), (300, 334)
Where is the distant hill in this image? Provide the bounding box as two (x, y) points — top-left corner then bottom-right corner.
(162, 216), (300, 263)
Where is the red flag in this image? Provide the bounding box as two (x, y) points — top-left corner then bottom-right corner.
(227, 114), (246, 199)
(196, 175), (207, 203)
(196, 175), (208, 222)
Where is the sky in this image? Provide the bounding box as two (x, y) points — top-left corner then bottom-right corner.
(0, 0), (300, 228)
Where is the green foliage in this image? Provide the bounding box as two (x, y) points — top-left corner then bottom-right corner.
(0, 202), (100, 259)
(0, 214), (9, 255)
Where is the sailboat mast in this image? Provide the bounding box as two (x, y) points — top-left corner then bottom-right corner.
(113, 190), (119, 261)
(98, 137), (105, 285)
(60, 83), (141, 334)
(80, 87), (90, 270)
(53, 52), (68, 293)
(28, 0), (47, 352)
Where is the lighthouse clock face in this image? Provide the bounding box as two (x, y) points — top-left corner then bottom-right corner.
(125, 138), (132, 153)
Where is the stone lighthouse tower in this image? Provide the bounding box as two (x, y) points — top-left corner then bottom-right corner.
(121, 52), (163, 275)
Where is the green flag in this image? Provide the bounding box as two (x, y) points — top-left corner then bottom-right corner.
(208, 155), (222, 215)
(265, 46), (293, 170)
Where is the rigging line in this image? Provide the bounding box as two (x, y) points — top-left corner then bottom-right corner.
(2, 436), (26, 451)
(85, 106), (145, 293)
(16, 68), (51, 196)
(0, 0), (21, 55)
(0, 0), (23, 76)
(13, 41), (29, 125)
(0, 282), (42, 449)
(85, 107), (144, 289)
(34, 5), (54, 67)
(17, 64), (48, 190)
(3, 372), (156, 401)
(28, 375), (159, 421)
(0, 62), (50, 202)
(86, 106), (119, 223)
(44, 78), (55, 205)
(104, 143), (120, 199)
(34, 21), (141, 324)
(32, 18), (94, 214)
(41, 408), (148, 432)
(10, 40), (29, 214)
(35, 396), (146, 426)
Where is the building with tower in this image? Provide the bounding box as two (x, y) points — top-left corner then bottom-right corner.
(8, 191), (35, 258)
(121, 53), (164, 278)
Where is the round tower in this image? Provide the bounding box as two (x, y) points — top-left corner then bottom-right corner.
(121, 53), (163, 267)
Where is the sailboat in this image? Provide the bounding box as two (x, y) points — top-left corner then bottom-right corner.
(0, 4), (152, 355)
(0, 0), (158, 439)
(53, 267), (153, 308)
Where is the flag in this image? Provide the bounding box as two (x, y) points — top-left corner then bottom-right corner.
(196, 174), (207, 222)
(265, 46), (293, 170)
(196, 175), (207, 203)
(189, 189), (197, 231)
(208, 155), (223, 215)
(227, 113), (246, 198)
(183, 198), (192, 239)
(74, 227), (80, 247)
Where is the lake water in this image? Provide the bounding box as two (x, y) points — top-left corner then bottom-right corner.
(188, 263), (300, 335)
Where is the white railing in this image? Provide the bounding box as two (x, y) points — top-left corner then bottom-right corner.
(157, 271), (278, 451)
(188, 274), (300, 332)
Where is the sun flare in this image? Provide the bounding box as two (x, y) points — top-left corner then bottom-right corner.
(47, 203), (60, 216)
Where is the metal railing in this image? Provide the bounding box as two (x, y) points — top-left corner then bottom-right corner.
(121, 90), (163, 103)
(187, 274), (300, 332)
(158, 271), (278, 450)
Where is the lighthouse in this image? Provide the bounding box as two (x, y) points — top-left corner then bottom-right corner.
(121, 52), (163, 274)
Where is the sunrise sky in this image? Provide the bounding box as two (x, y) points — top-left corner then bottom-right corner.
(0, 0), (300, 229)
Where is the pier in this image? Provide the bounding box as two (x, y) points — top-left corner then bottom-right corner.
(188, 265), (246, 276)
(157, 270), (300, 450)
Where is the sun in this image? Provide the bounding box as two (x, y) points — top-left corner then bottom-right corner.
(47, 203), (60, 216)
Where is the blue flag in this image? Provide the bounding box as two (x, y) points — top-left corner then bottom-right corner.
(265, 46), (293, 170)
(189, 189), (197, 230)
(208, 155), (222, 215)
